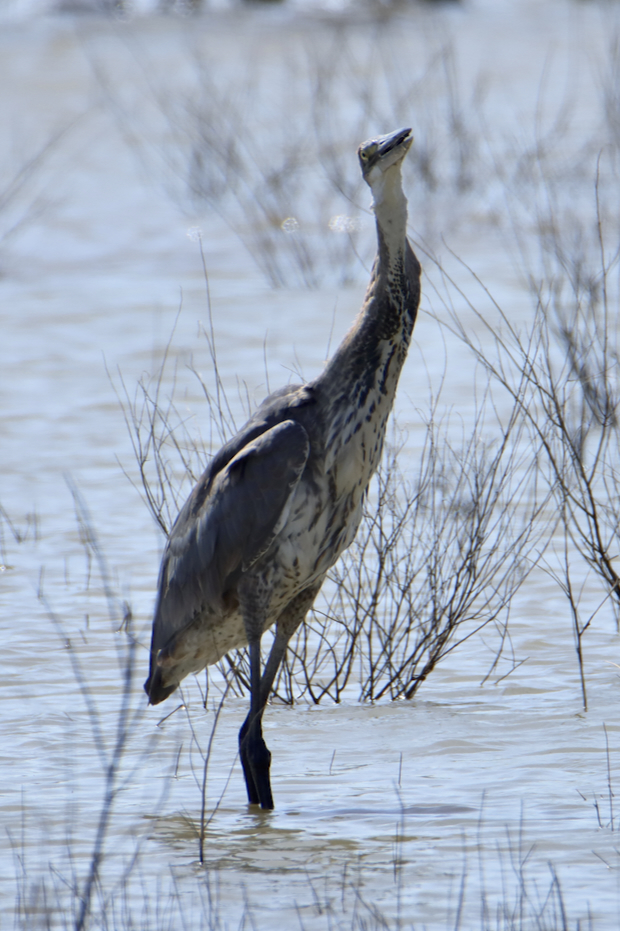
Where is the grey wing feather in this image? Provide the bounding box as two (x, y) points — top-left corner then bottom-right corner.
(145, 419), (309, 700)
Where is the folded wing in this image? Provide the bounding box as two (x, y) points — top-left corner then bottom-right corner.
(145, 419), (310, 702)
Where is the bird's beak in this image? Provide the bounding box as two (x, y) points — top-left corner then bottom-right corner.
(376, 127), (413, 158)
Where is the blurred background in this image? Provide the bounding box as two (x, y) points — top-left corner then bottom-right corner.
(3, 1), (620, 929)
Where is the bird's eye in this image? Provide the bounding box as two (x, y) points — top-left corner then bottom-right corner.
(360, 151), (369, 161)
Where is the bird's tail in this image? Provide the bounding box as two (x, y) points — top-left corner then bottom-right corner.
(144, 664), (179, 705)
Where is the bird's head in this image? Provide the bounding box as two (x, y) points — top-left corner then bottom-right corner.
(358, 127), (413, 188)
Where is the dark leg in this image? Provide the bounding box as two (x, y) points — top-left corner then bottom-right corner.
(238, 584), (322, 810)
(238, 716), (260, 805)
(239, 639), (274, 809)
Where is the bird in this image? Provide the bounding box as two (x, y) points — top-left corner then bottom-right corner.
(144, 127), (421, 810)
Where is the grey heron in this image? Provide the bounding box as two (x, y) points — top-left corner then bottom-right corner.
(145, 127), (421, 810)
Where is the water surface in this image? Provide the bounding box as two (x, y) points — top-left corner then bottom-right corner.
(2, 3), (620, 928)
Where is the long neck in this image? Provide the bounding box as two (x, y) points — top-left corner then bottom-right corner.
(313, 163), (420, 437)
(372, 163), (409, 252)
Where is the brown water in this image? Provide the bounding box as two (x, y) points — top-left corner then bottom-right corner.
(3, 2), (620, 928)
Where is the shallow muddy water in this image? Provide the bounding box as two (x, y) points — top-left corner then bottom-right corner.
(3, 2), (620, 928)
